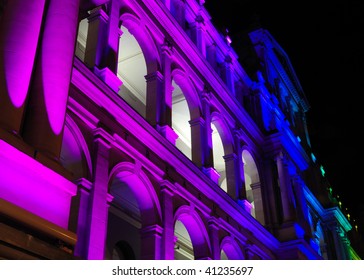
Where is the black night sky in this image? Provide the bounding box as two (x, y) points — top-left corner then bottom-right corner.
(205, 1), (364, 224)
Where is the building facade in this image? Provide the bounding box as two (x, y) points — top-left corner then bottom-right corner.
(0, 0), (361, 260)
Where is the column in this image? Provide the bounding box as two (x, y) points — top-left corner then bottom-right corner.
(145, 71), (166, 123)
(85, 3), (122, 93)
(140, 225), (163, 260)
(276, 152), (296, 223)
(220, 55), (235, 96)
(250, 182), (265, 224)
(0, 0), (45, 135)
(206, 43), (217, 70)
(71, 178), (92, 259)
(190, 117), (206, 168)
(224, 153), (240, 200)
(22, 0), (81, 161)
(160, 181), (176, 259)
(200, 91), (220, 183)
(195, 15), (206, 56)
(86, 128), (113, 259)
(208, 218), (221, 260)
(291, 176), (311, 236)
(147, 40), (178, 144)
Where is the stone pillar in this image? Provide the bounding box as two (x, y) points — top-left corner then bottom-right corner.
(145, 71), (164, 121)
(84, 3), (122, 93)
(86, 128), (112, 259)
(208, 218), (221, 260)
(250, 182), (265, 224)
(291, 176), (312, 236)
(140, 225), (163, 260)
(224, 153), (240, 200)
(160, 181), (176, 259)
(22, 0), (81, 161)
(190, 117), (206, 168)
(220, 55), (235, 96)
(0, 0), (45, 135)
(201, 91), (213, 167)
(276, 152), (296, 222)
(72, 178), (92, 259)
(195, 15), (206, 57)
(206, 43), (217, 70)
(147, 41), (178, 144)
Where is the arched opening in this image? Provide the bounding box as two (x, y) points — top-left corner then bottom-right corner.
(242, 150), (260, 219)
(174, 220), (194, 260)
(211, 122), (226, 190)
(174, 206), (211, 260)
(171, 70), (201, 161)
(172, 79), (191, 160)
(117, 25), (147, 117)
(112, 240), (136, 260)
(220, 237), (243, 260)
(75, 17), (88, 61)
(60, 116), (92, 180)
(106, 163), (161, 260)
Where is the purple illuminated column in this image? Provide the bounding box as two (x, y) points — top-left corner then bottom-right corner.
(0, 0), (45, 135)
(234, 131), (247, 199)
(84, 2), (122, 93)
(160, 181), (176, 259)
(147, 40), (178, 144)
(250, 182), (265, 223)
(199, 91), (219, 182)
(85, 129), (112, 259)
(224, 153), (240, 200)
(145, 71), (165, 123)
(194, 15), (206, 57)
(22, 0), (80, 160)
(221, 55), (235, 96)
(208, 218), (221, 260)
(71, 178), (93, 259)
(190, 117), (206, 168)
(140, 225), (163, 260)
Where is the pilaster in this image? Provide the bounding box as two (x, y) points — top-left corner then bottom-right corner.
(160, 180), (176, 259)
(86, 128), (113, 259)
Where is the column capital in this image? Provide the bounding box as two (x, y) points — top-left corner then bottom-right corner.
(145, 70), (164, 82)
(140, 224), (164, 237)
(88, 6), (109, 23)
(160, 180), (177, 196)
(94, 66), (122, 93)
(223, 153), (237, 162)
(92, 127), (114, 148)
(189, 117), (205, 127)
(161, 38), (174, 56)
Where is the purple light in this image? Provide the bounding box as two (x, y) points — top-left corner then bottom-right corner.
(0, 140), (76, 228)
(1, 0), (45, 108)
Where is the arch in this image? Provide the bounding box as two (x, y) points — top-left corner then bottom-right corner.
(119, 12), (160, 74)
(118, 12), (161, 118)
(210, 111), (234, 156)
(242, 148), (262, 220)
(174, 205), (211, 260)
(220, 236), (244, 260)
(171, 67), (202, 160)
(171, 67), (201, 120)
(210, 111), (234, 191)
(60, 115), (92, 180)
(112, 240), (136, 260)
(109, 162), (161, 227)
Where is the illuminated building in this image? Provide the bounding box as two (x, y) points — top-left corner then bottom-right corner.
(0, 0), (361, 260)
